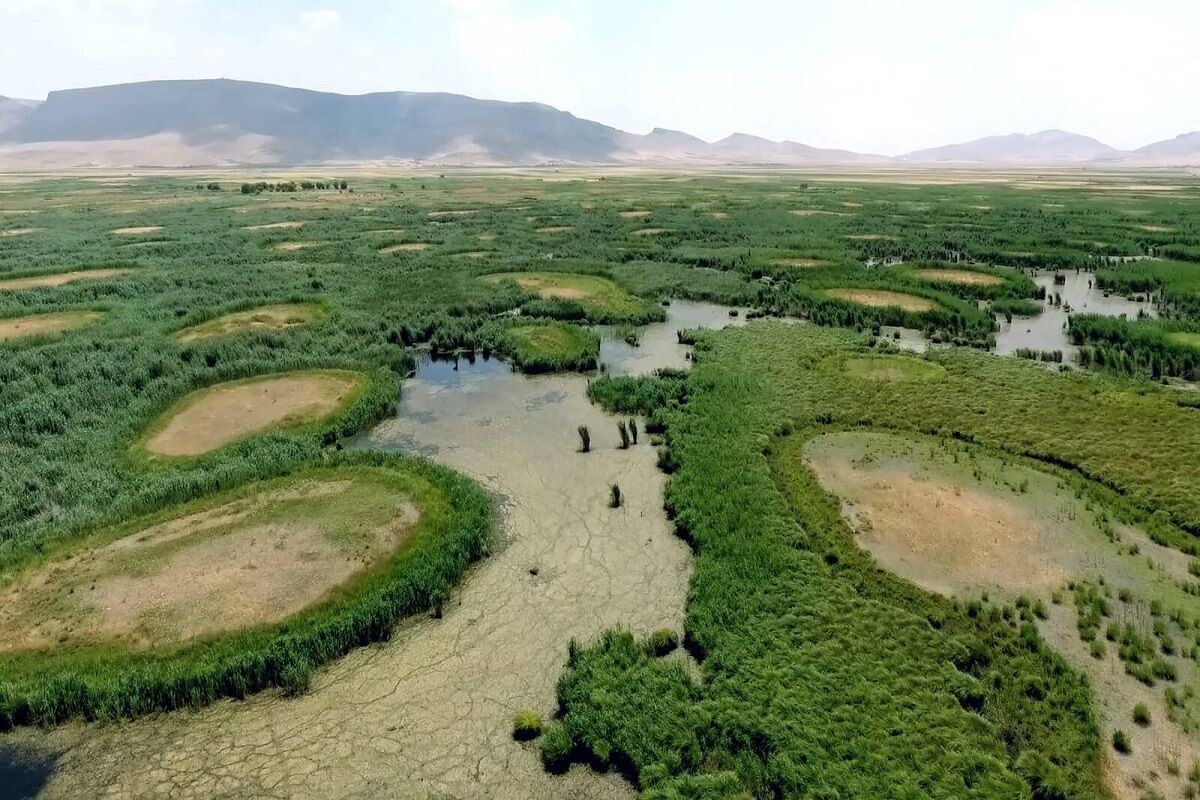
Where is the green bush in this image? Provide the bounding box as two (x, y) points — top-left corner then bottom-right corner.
(512, 708), (544, 740)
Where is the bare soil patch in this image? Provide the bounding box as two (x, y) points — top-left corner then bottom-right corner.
(1, 227), (39, 237)
(771, 258), (828, 269)
(631, 228), (669, 236)
(175, 303), (324, 342)
(0, 311), (102, 342)
(618, 210), (651, 218)
(110, 226), (162, 235)
(0, 474), (420, 651)
(0, 268), (131, 292)
(536, 226), (574, 233)
(243, 221), (305, 231)
(1140, 224), (1174, 233)
(823, 288), (939, 312)
(453, 251), (490, 259)
(141, 370), (365, 457)
(791, 209), (847, 217)
(911, 268), (1003, 287)
(380, 242), (430, 254)
(805, 432), (1070, 595)
(845, 234), (897, 241)
(427, 210), (477, 219)
(710, 211), (729, 219)
(273, 241), (323, 252)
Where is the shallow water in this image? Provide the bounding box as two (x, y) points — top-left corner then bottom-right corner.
(993, 269), (1155, 357)
(3, 301), (740, 799)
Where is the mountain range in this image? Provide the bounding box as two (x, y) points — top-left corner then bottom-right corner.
(0, 79), (1197, 168)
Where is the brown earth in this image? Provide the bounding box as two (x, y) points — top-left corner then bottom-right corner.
(772, 258), (828, 269)
(0, 268), (132, 292)
(175, 303), (323, 342)
(141, 371), (363, 457)
(0, 311), (101, 341)
(912, 268), (1003, 286)
(380, 242), (430, 253)
(110, 226), (162, 235)
(243, 221), (305, 231)
(823, 288), (939, 312)
(631, 228), (669, 236)
(0, 478), (419, 651)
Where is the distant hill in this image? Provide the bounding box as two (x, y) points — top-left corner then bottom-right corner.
(0, 96), (40, 135)
(900, 130), (1124, 164)
(0, 79), (882, 168)
(0, 79), (1197, 168)
(1122, 132), (1200, 166)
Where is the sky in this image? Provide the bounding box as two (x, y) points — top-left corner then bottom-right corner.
(1, 0), (1198, 155)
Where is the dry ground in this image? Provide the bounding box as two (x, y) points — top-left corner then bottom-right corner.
(141, 371), (364, 457)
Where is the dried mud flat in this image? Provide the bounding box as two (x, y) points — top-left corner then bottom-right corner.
(242, 221), (305, 231)
(110, 226), (163, 235)
(7, 318), (711, 799)
(771, 258), (828, 269)
(0, 477), (420, 651)
(911, 268), (1003, 287)
(0, 268), (132, 292)
(174, 303), (324, 342)
(823, 288), (939, 312)
(0, 311), (101, 342)
(141, 371), (363, 457)
(379, 242), (430, 254)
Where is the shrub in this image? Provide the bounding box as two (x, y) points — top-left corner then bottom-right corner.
(1132, 703), (1151, 727)
(540, 722), (573, 773)
(577, 425), (590, 453)
(645, 629), (679, 657)
(1112, 729), (1131, 754)
(609, 484), (622, 508)
(512, 708), (544, 740)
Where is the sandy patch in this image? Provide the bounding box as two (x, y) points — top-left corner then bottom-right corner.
(791, 209), (847, 217)
(1, 227), (39, 237)
(710, 211), (729, 219)
(631, 228), (669, 236)
(141, 371), (363, 457)
(428, 210), (477, 219)
(110, 226), (162, 235)
(175, 303), (324, 342)
(845, 234), (897, 241)
(0, 311), (102, 342)
(911, 268), (1003, 287)
(823, 288), (939, 312)
(273, 241), (323, 252)
(805, 433), (1068, 595)
(536, 226), (574, 233)
(772, 258), (829, 269)
(243, 221), (305, 231)
(477, 233), (497, 242)
(0, 268), (131, 292)
(618, 210), (651, 219)
(0, 476), (420, 651)
(379, 242), (430, 254)
(1140, 225), (1174, 233)
(453, 251), (490, 259)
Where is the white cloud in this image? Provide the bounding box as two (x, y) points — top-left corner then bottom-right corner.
(299, 8), (341, 31)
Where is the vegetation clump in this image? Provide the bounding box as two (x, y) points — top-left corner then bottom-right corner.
(497, 322), (599, 374)
(512, 708), (545, 740)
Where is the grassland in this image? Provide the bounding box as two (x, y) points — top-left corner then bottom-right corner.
(1, 169), (1200, 796)
(498, 322), (599, 373)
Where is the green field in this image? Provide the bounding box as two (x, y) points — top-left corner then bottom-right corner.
(499, 322), (599, 373)
(2, 169), (1200, 798)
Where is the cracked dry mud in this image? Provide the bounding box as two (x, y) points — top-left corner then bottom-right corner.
(4, 302), (739, 799)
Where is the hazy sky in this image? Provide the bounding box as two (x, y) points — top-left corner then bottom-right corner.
(2, 0), (1198, 155)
